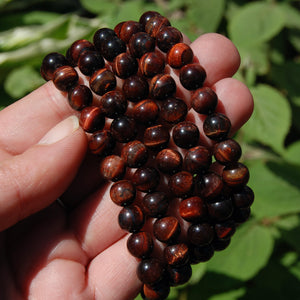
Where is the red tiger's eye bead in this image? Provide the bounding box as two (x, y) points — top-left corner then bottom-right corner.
(93, 28), (117, 51)
(142, 282), (170, 300)
(132, 167), (160, 192)
(68, 84), (93, 111)
(41, 52), (69, 81)
(232, 185), (254, 208)
(179, 196), (207, 223)
(232, 207), (251, 224)
(127, 231), (154, 259)
(207, 196), (234, 221)
(110, 116), (137, 143)
(144, 125), (170, 150)
(187, 223), (214, 246)
(153, 216), (181, 243)
(68, 39), (95, 65)
(160, 97), (188, 124)
(156, 26), (183, 53)
(189, 244), (214, 264)
(88, 130), (115, 156)
(214, 220), (236, 240)
(139, 51), (165, 78)
(78, 50), (105, 76)
(203, 113), (231, 141)
(53, 65), (78, 91)
(222, 162), (249, 188)
(112, 52), (138, 79)
(172, 121), (200, 149)
(100, 35), (126, 61)
(129, 32), (155, 58)
(164, 243), (189, 266)
(183, 146), (212, 174)
(149, 74), (176, 100)
(115, 20), (143, 43)
(168, 171), (194, 198)
(121, 140), (148, 168)
(155, 148), (182, 174)
(139, 11), (161, 28)
(114, 21), (125, 37)
(145, 15), (171, 38)
(167, 43), (193, 69)
(191, 87), (218, 115)
(110, 179), (136, 206)
(132, 99), (159, 125)
(99, 90), (127, 119)
(167, 264), (192, 286)
(179, 63), (206, 90)
(137, 258), (165, 285)
(100, 155), (126, 181)
(118, 204), (145, 233)
(212, 237), (231, 251)
(141, 191), (169, 218)
(122, 75), (149, 102)
(198, 172), (224, 199)
(89, 68), (116, 96)
(214, 139), (242, 165)
(79, 106), (105, 133)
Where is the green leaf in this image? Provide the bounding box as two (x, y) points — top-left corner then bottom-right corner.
(207, 221), (274, 281)
(280, 3), (300, 29)
(80, 0), (120, 14)
(228, 2), (285, 47)
(208, 288), (246, 300)
(284, 141), (300, 165)
(241, 84), (291, 154)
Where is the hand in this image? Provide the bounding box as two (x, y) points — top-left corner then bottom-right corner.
(0, 33), (253, 299)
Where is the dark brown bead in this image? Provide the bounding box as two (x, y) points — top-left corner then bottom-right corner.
(167, 43), (193, 69)
(114, 21), (125, 37)
(132, 99), (159, 125)
(110, 179), (136, 206)
(132, 167), (160, 192)
(41, 52), (69, 81)
(203, 113), (231, 141)
(153, 216), (181, 243)
(88, 130), (115, 156)
(53, 65), (78, 91)
(222, 162), (249, 188)
(149, 74), (176, 100)
(179, 63), (206, 90)
(78, 50), (105, 76)
(112, 52), (138, 79)
(212, 237), (231, 251)
(141, 192), (169, 218)
(191, 87), (218, 115)
(121, 140), (148, 168)
(198, 172), (224, 199)
(167, 264), (192, 286)
(100, 155), (126, 181)
(110, 116), (137, 143)
(144, 125), (170, 150)
(127, 231), (154, 259)
(172, 121), (200, 149)
(99, 90), (127, 119)
(232, 207), (251, 224)
(122, 75), (149, 102)
(156, 26), (183, 53)
(118, 204), (144, 233)
(89, 68), (116, 96)
(139, 11), (162, 28)
(100, 35), (126, 61)
(139, 51), (165, 78)
(155, 148), (182, 174)
(68, 84), (93, 110)
(187, 223), (214, 246)
(179, 196), (207, 223)
(128, 32), (155, 58)
(145, 15), (171, 38)
(69, 39), (95, 65)
(164, 243), (189, 266)
(137, 258), (165, 285)
(232, 185), (254, 208)
(207, 196), (234, 221)
(93, 28), (117, 51)
(214, 139), (242, 165)
(79, 106), (105, 133)
(115, 20), (143, 43)
(183, 146), (212, 174)
(168, 171), (194, 197)
(214, 220), (236, 240)
(189, 244), (214, 264)
(160, 98), (188, 124)
(142, 282), (170, 300)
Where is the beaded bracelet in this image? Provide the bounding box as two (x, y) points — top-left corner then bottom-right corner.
(40, 11), (254, 300)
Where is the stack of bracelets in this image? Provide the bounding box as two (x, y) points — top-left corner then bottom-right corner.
(40, 11), (254, 300)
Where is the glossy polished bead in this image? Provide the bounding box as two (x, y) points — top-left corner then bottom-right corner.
(129, 32), (155, 58)
(168, 171), (194, 197)
(141, 192), (169, 218)
(149, 74), (176, 100)
(198, 172), (224, 199)
(110, 116), (137, 143)
(139, 52), (165, 78)
(144, 125), (170, 150)
(115, 20), (143, 43)
(122, 75), (149, 102)
(121, 140), (148, 168)
(110, 179), (136, 206)
(132, 99), (159, 125)
(118, 204), (144, 233)
(232, 207), (251, 224)
(191, 87), (218, 115)
(89, 68), (116, 96)
(214, 139), (242, 165)
(132, 167), (160, 192)
(166, 43), (193, 69)
(41, 52), (69, 81)
(53, 65), (78, 91)
(99, 90), (127, 118)
(137, 258), (165, 285)
(179, 63), (206, 90)
(222, 162), (249, 188)
(88, 130), (115, 156)
(212, 237), (231, 251)
(155, 148), (182, 174)
(139, 11), (161, 28)
(160, 98), (188, 124)
(203, 113), (231, 141)
(167, 264), (192, 286)
(189, 244), (214, 264)
(93, 28), (117, 51)
(179, 196), (207, 223)
(207, 196), (233, 221)
(100, 155), (126, 181)
(214, 220), (236, 240)
(79, 106), (105, 133)
(232, 185), (254, 208)
(187, 223), (214, 246)
(142, 282), (170, 300)
(100, 35), (126, 61)
(127, 231), (154, 259)
(156, 26), (183, 53)
(164, 243), (189, 266)
(153, 216), (181, 243)
(68, 84), (93, 110)
(183, 146), (212, 174)
(112, 52), (138, 79)
(172, 121), (200, 149)
(145, 15), (171, 38)
(78, 50), (105, 76)
(69, 39), (95, 65)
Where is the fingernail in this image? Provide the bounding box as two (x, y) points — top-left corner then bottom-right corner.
(38, 115), (79, 145)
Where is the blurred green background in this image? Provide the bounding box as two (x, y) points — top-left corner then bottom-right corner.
(1, 0), (300, 299)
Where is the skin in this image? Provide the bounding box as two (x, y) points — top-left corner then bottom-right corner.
(0, 33), (253, 300)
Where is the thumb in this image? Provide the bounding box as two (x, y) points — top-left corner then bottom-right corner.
(0, 115), (87, 231)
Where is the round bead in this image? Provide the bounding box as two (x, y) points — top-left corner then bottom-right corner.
(179, 196), (207, 223)
(191, 87), (218, 115)
(112, 52), (138, 79)
(187, 223), (214, 246)
(122, 75), (149, 102)
(214, 220), (236, 240)
(110, 116), (137, 143)
(127, 231), (154, 259)
(93, 28), (117, 51)
(168, 171), (194, 198)
(232, 207), (251, 224)
(137, 258), (165, 285)
(100, 155), (126, 181)
(88, 130), (115, 156)
(139, 51), (165, 77)
(53, 65), (78, 91)
(142, 282), (170, 300)
(189, 244), (214, 264)
(167, 264), (192, 286)
(172, 121), (200, 149)
(143, 125), (170, 150)
(118, 204), (144, 233)
(121, 140), (148, 168)
(155, 148), (182, 174)
(141, 192), (169, 218)
(232, 185), (254, 208)
(149, 74), (176, 100)
(179, 63), (206, 90)
(128, 32), (155, 58)
(153, 216), (181, 243)
(183, 146), (212, 174)
(198, 172), (224, 199)
(214, 139), (242, 165)
(222, 162), (249, 188)
(68, 39), (95, 65)
(78, 50), (105, 76)
(160, 97), (188, 124)
(139, 11), (162, 28)
(110, 179), (136, 206)
(100, 35), (126, 61)
(207, 196), (234, 221)
(89, 68), (116, 96)
(132, 167), (160, 192)
(99, 90), (127, 118)
(212, 237), (231, 251)
(79, 106), (105, 133)
(145, 15), (171, 38)
(68, 84), (93, 110)
(203, 113), (231, 141)
(164, 243), (189, 266)
(167, 43), (193, 69)
(156, 26), (183, 53)
(132, 99), (159, 125)
(115, 20), (143, 43)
